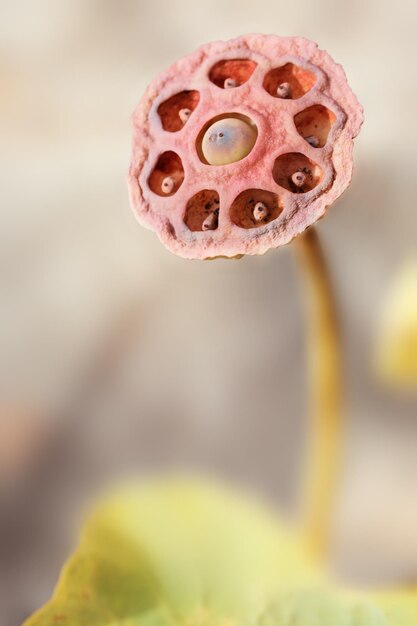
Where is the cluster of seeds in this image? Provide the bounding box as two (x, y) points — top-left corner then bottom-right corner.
(129, 35), (363, 259)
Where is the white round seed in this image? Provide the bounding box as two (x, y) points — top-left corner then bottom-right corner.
(224, 78), (237, 89)
(202, 212), (218, 231)
(161, 176), (175, 194)
(305, 135), (319, 147)
(291, 171), (307, 187)
(179, 108), (191, 123)
(253, 202), (268, 221)
(276, 82), (292, 98)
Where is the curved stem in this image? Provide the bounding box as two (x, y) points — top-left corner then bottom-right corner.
(294, 227), (343, 558)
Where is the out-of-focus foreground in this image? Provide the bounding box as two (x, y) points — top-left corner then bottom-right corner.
(1, 2), (416, 624)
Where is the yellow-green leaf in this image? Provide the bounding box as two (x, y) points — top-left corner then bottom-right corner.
(23, 478), (417, 626)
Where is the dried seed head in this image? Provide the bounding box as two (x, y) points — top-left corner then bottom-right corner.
(130, 34), (364, 258)
(305, 135), (319, 148)
(291, 171), (307, 187)
(179, 108), (191, 124)
(161, 177), (175, 194)
(276, 82), (292, 98)
(253, 201), (269, 221)
(224, 78), (237, 89)
(202, 211), (218, 231)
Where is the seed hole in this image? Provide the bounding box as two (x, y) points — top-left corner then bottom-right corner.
(272, 153), (323, 193)
(196, 113), (258, 165)
(157, 90), (200, 132)
(230, 189), (283, 229)
(263, 63), (316, 99)
(184, 190), (220, 232)
(294, 104), (336, 147)
(148, 151), (184, 196)
(209, 59), (257, 89)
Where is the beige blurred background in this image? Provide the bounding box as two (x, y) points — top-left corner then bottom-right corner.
(1, 0), (416, 623)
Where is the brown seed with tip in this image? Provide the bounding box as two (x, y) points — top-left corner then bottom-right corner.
(224, 78), (237, 89)
(253, 201), (269, 221)
(276, 82), (292, 98)
(161, 177), (175, 194)
(202, 212), (218, 231)
(179, 108), (191, 123)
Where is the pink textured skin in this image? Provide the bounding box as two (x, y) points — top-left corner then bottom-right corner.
(128, 35), (363, 260)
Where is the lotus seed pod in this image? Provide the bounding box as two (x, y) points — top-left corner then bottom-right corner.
(179, 108), (191, 123)
(201, 118), (257, 166)
(253, 202), (268, 221)
(129, 35), (363, 259)
(276, 82), (291, 98)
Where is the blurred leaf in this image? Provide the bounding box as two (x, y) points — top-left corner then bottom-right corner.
(371, 589), (417, 626)
(375, 257), (417, 388)
(24, 478), (416, 625)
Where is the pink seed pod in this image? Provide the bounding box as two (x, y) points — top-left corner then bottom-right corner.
(128, 35), (363, 259)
